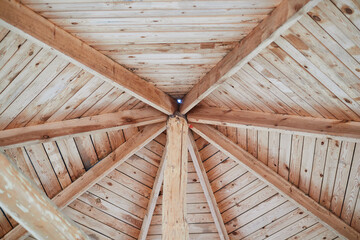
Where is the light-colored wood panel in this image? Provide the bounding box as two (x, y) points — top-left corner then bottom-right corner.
(0, 0), (177, 114)
(191, 123), (359, 239)
(3, 123), (165, 239)
(180, 0), (322, 113)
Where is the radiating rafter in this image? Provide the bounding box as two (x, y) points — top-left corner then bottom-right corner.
(187, 106), (360, 142)
(179, 0), (323, 114)
(138, 145), (167, 240)
(0, 108), (167, 148)
(0, 152), (89, 240)
(2, 122), (166, 240)
(0, 0), (177, 115)
(187, 132), (229, 240)
(190, 123), (360, 240)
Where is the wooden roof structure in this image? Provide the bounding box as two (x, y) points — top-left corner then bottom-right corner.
(0, 0), (359, 239)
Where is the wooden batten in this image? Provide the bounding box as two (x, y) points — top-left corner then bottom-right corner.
(187, 106), (360, 142)
(190, 123), (360, 240)
(163, 116), (189, 240)
(180, 0), (322, 114)
(2, 122), (166, 240)
(0, 152), (89, 240)
(0, 0), (177, 115)
(0, 108), (167, 148)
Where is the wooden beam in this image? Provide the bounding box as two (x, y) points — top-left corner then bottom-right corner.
(179, 0), (322, 114)
(163, 116), (189, 240)
(0, 108), (167, 148)
(188, 106), (360, 141)
(187, 132), (229, 240)
(190, 123), (360, 240)
(0, 152), (89, 240)
(0, 0), (177, 115)
(2, 122), (166, 240)
(138, 147), (167, 240)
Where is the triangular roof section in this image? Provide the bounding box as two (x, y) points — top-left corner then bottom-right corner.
(0, 0), (359, 239)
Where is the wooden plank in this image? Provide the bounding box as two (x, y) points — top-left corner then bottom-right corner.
(0, 0), (177, 115)
(331, 141), (355, 216)
(163, 116), (188, 240)
(319, 139), (341, 209)
(188, 106), (360, 141)
(190, 123), (360, 240)
(2, 122), (166, 240)
(289, 135), (304, 187)
(298, 137), (315, 194)
(179, 0), (322, 114)
(341, 144), (360, 224)
(138, 147), (166, 239)
(0, 108), (167, 148)
(188, 132), (229, 240)
(25, 144), (62, 198)
(43, 142), (72, 189)
(0, 152), (89, 240)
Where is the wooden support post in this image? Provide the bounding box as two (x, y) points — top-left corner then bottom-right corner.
(0, 152), (89, 240)
(188, 132), (229, 240)
(2, 122), (166, 240)
(162, 115), (189, 240)
(139, 148), (167, 240)
(190, 123), (360, 240)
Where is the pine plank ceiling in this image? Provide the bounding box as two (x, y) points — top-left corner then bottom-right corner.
(0, 0), (359, 239)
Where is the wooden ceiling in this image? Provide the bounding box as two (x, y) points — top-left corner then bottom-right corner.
(0, 0), (359, 239)
(21, 0), (281, 98)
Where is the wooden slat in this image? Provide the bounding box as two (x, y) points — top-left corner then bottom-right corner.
(138, 148), (166, 240)
(179, 0), (322, 114)
(163, 116), (189, 240)
(0, 108), (166, 148)
(2, 122), (166, 240)
(0, 0), (177, 115)
(0, 152), (89, 240)
(190, 123), (360, 240)
(188, 106), (360, 141)
(188, 132), (229, 240)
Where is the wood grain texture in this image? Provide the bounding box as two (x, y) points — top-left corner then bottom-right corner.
(0, 108), (166, 148)
(0, 0), (177, 114)
(190, 123), (360, 240)
(180, 0), (322, 114)
(0, 152), (89, 240)
(2, 122), (165, 240)
(138, 148), (167, 240)
(188, 132), (229, 240)
(163, 116), (189, 240)
(188, 106), (360, 141)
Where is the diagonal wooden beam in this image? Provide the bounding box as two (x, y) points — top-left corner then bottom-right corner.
(138, 146), (167, 240)
(0, 0), (177, 115)
(179, 0), (322, 114)
(0, 152), (89, 240)
(190, 123), (360, 240)
(0, 108), (167, 148)
(188, 106), (360, 142)
(163, 115), (189, 240)
(187, 132), (229, 240)
(2, 122), (166, 240)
